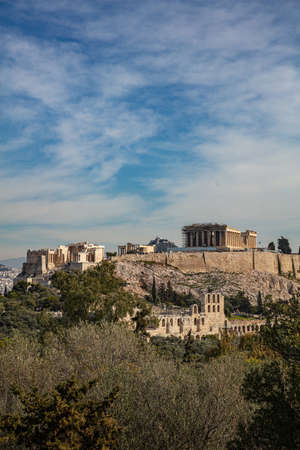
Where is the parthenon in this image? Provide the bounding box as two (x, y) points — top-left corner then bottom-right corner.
(182, 223), (257, 250)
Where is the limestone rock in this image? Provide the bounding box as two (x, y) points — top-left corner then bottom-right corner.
(115, 260), (300, 303)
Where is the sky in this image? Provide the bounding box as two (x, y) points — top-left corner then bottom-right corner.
(0, 0), (300, 259)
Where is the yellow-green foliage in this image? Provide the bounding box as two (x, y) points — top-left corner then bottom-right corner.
(0, 378), (120, 449)
(0, 324), (251, 450)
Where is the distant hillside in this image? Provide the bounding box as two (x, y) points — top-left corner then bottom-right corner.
(0, 257), (25, 269)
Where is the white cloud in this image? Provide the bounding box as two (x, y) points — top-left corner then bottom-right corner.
(1, 0), (300, 257)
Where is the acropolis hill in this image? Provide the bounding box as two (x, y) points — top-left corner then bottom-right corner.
(113, 251), (300, 279)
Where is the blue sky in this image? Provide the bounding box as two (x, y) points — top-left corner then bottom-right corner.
(1, 0), (300, 258)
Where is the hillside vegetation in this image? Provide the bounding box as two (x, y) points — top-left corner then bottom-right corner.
(0, 261), (299, 449)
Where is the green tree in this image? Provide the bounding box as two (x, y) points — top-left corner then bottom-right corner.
(182, 330), (195, 363)
(106, 252), (117, 258)
(132, 302), (152, 337)
(256, 291), (263, 315)
(228, 295), (300, 449)
(52, 262), (137, 326)
(267, 241), (275, 251)
(157, 284), (166, 303)
(277, 236), (292, 254)
(0, 378), (120, 449)
(151, 277), (157, 304)
(11, 281), (28, 296)
(166, 280), (173, 301)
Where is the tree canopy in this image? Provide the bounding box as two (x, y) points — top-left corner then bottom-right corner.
(0, 378), (120, 449)
(228, 295), (300, 449)
(52, 262), (139, 326)
(277, 236), (292, 254)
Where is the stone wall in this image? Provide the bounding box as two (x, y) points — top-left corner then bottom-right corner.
(113, 251), (300, 279)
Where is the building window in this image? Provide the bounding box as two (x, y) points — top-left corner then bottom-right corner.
(193, 305), (197, 314)
(217, 294), (220, 303)
(194, 318), (197, 325)
(208, 305), (210, 312)
(170, 319), (173, 326)
(213, 305), (215, 312)
(217, 305), (220, 312)
(162, 319), (165, 327)
(177, 319), (180, 326)
(213, 294), (215, 302)
(202, 318), (205, 325)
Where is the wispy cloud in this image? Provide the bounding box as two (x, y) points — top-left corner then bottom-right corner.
(0, 0), (300, 258)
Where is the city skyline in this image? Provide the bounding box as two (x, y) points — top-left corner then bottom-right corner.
(1, 0), (300, 259)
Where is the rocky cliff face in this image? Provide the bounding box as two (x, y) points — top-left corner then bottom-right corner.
(115, 260), (300, 303)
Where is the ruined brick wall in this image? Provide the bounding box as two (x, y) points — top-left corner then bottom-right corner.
(114, 252), (300, 279)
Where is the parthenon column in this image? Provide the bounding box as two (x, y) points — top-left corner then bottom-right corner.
(212, 232), (216, 247)
(208, 231), (212, 247)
